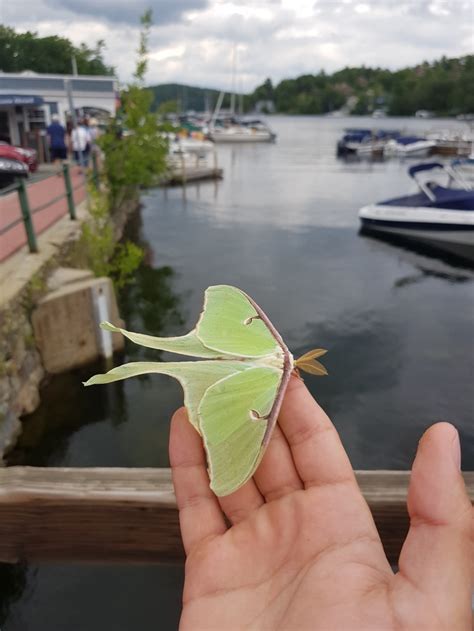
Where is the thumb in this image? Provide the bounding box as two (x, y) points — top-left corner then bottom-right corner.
(397, 423), (472, 621)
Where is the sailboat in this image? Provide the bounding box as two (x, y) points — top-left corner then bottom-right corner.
(208, 46), (276, 143)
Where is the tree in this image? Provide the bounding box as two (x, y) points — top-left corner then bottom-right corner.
(248, 55), (472, 116)
(0, 26), (114, 75)
(99, 10), (168, 206)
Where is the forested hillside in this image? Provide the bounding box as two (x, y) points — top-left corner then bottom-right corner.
(248, 56), (473, 116)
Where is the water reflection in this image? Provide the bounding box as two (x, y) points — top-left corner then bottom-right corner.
(359, 229), (474, 278)
(0, 563), (28, 627)
(7, 219), (185, 467)
(6, 362), (126, 466)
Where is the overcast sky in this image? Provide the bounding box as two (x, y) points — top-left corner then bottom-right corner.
(4, 0), (473, 90)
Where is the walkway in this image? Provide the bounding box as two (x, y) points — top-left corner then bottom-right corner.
(0, 197), (88, 307)
(0, 165), (87, 262)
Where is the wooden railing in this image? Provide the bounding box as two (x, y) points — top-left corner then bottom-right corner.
(0, 467), (472, 565)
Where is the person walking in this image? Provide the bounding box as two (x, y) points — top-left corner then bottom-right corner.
(71, 120), (90, 168)
(46, 114), (67, 170)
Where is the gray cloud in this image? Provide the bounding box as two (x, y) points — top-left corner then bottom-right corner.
(3, 0), (472, 90)
(44, 0), (209, 25)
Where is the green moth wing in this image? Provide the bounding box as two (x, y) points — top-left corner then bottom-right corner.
(199, 367), (283, 496)
(84, 360), (251, 432)
(99, 321), (231, 359)
(197, 285), (281, 358)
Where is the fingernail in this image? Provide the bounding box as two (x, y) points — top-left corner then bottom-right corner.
(450, 426), (461, 470)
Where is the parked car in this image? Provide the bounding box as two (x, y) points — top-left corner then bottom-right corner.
(0, 142), (38, 173)
(0, 156), (28, 189)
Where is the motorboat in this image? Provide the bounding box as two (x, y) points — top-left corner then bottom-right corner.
(383, 135), (436, 158)
(359, 162), (474, 262)
(337, 129), (400, 157)
(209, 117), (276, 143)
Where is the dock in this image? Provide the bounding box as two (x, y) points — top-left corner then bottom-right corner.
(0, 467), (472, 565)
(163, 165), (223, 185)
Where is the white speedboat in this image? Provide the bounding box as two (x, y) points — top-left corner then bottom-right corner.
(384, 136), (436, 158)
(359, 162), (474, 262)
(209, 119), (275, 143)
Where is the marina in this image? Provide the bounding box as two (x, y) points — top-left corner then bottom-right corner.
(1, 3), (473, 627)
(1, 115), (473, 630)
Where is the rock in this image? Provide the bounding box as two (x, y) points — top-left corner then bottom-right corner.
(0, 405), (22, 458)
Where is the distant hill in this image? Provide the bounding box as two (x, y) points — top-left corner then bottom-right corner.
(150, 56), (473, 117)
(248, 55), (474, 117)
(148, 83), (238, 113)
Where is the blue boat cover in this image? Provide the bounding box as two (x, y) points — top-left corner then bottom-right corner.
(382, 185), (474, 211)
(452, 157), (474, 167)
(342, 131), (372, 143)
(408, 162), (444, 178)
(374, 129), (401, 140)
(396, 135), (426, 145)
(344, 128), (372, 134)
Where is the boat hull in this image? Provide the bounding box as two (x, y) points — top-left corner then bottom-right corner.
(210, 133), (275, 143)
(359, 204), (474, 262)
(383, 140), (436, 159)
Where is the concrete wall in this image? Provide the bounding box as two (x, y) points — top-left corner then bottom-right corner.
(0, 193), (139, 462)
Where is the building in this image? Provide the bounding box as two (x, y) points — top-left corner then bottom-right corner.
(0, 71), (118, 150)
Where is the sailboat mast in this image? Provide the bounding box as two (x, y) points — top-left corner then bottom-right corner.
(230, 43), (236, 115)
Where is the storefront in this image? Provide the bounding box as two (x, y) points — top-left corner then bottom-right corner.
(0, 72), (118, 157)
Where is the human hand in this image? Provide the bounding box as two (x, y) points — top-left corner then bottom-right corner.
(169, 376), (473, 630)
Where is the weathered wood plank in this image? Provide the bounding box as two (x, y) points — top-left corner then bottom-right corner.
(0, 467), (472, 565)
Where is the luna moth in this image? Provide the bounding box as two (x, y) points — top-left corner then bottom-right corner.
(84, 285), (327, 496)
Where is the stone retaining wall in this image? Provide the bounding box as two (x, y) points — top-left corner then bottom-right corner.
(0, 193), (139, 462)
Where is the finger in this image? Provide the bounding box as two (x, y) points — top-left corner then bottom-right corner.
(169, 407), (227, 555)
(218, 479), (264, 525)
(397, 423), (472, 623)
(254, 424), (303, 501)
(278, 376), (356, 489)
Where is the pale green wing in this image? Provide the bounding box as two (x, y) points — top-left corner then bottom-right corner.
(196, 285), (280, 358)
(100, 321), (233, 359)
(84, 361), (250, 432)
(199, 366), (282, 496)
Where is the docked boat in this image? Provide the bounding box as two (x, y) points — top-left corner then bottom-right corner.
(337, 128), (400, 157)
(359, 162), (474, 262)
(452, 157), (474, 184)
(383, 136), (436, 158)
(209, 118), (276, 143)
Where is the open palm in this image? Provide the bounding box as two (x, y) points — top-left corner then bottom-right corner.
(170, 377), (473, 630)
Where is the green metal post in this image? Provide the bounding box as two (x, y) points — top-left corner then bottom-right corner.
(92, 152), (100, 190)
(63, 163), (77, 220)
(17, 178), (38, 253)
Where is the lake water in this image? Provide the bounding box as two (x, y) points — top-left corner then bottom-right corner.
(2, 116), (473, 630)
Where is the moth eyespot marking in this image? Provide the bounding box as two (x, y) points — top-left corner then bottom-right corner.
(249, 409), (269, 421)
(244, 315), (261, 326)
